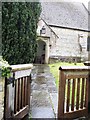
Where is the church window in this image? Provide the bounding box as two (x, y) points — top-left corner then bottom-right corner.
(87, 36), (90, 51)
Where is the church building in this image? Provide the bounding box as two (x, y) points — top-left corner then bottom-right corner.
(36, 2), (90, 63)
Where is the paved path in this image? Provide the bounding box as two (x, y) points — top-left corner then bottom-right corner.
(30, 64), (58, 119)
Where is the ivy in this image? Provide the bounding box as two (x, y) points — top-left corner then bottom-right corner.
(2, 2), (41, 65)
(1, 67), (11, 78)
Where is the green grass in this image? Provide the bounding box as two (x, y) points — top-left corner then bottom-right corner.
(49, 62), (84, 87)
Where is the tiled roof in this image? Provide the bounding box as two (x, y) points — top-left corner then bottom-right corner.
(40, 2), (89, 31)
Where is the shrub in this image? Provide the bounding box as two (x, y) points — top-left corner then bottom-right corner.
(0, 56), (11, 77)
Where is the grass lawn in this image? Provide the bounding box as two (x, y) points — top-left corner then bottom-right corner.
(49, 62), (84, 87)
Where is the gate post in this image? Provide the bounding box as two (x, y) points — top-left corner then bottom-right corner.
(84, 61), (90, 113)
(58, 67), (66, 118)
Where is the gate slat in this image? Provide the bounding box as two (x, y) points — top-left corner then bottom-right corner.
(14, 80), (18, 114)
(25, 77), (27, 106)
(18, 78), (21, 111)
(84, 78), (88, 108)
(24, 77), (26, 106)
(27, 76), (30, 106)
(21, 77), (24, 109)
(71, 79), (76, 111)
(80, 78), (85, 109)
(76, 78), (80, 110)
(66, 79), (70, 112)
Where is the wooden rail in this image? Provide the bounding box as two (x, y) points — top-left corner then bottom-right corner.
(4, 64), (33, 119)
(58, 66), (90, 119)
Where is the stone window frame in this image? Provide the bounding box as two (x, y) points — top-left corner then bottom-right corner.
(87, 36), (90, 51)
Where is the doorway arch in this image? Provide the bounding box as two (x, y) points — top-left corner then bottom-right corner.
(36, 40), (46, 64)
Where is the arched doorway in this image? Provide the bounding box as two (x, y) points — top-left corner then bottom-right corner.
(36, 40), (46, 64)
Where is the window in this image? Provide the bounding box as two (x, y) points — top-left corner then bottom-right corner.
(40, 26), (46, 34)
(87, 36), (90, 51)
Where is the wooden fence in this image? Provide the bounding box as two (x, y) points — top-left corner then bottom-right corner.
(4, 64), (33, 119)
(58, 66), (90, 119)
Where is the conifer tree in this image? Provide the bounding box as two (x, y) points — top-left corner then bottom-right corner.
(2, 2), (41, 64)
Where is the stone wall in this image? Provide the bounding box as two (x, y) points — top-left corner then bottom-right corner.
(37, 19), (89, 63)
(49, 56), (81, 64)
(0, 78), (4, 119)
(49, 27), (89, 62)
(37, 19), (57, 39)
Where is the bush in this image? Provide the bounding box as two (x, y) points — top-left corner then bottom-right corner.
(0, 56), (11, 77)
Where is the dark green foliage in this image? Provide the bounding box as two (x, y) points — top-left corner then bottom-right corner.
(2, 2), (41, 65)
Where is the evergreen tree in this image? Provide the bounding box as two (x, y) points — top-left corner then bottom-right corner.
(2, 2), (41, 64)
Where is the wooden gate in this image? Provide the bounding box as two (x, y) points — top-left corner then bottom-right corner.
(58, 66), (90, 119)
(4, 64), (33, 119)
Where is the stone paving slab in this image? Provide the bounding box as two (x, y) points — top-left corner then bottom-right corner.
(31, 90), (51, 107)
(50, 93), (58, 118)
(48, 86), (57, 93)
(31, 83), (47, 91)
(31, 107), (55, 118)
